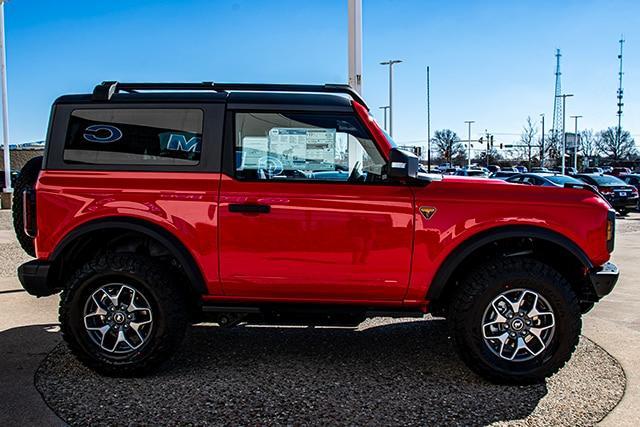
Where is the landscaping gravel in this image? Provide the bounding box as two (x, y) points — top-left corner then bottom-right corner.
(36, 317), (624, 426)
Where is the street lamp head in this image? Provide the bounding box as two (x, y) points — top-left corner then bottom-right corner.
(380, 60), (403, 65)
(465, 120), (475, 124)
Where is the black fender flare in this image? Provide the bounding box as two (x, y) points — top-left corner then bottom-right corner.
(50, 217), (207, 295)
(426, 225), (594, 300)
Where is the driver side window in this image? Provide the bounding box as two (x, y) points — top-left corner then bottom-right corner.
(234, 112), (387, 183)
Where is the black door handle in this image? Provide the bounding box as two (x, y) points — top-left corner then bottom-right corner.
(228, 204), (271, 214)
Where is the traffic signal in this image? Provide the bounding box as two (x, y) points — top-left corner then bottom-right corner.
(500, 143), (503, 149)
(490, 135), (494, 147)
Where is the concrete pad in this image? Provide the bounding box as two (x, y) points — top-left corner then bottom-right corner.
(583, 222), (640, 425)
(0, 276), (63, 426)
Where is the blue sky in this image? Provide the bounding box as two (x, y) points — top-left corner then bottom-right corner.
(4, 0), (640, 149)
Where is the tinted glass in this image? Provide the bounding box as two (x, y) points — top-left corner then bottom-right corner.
(546, 175), (583, 185)
(64, 109), (203, 165)
(588, 175), (626, 186)
(234, 112), (387, 183)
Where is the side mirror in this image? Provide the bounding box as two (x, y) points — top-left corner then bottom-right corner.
(388, 148), (419, 179)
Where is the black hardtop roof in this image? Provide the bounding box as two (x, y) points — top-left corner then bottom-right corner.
(54, 81), (365, 110)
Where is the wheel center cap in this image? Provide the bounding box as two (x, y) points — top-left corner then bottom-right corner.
(511, 318), (525, 331)
(113, 312), (126, 324)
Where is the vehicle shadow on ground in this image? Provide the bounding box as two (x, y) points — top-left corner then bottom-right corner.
(0, 324), (64, 426)
(35, 319), (549, 426)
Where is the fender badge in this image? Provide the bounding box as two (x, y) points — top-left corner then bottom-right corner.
(419, 206), (437, 220)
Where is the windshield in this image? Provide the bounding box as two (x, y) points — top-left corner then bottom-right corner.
(546, 175), (583, 185)
(380, 128), (398, 148)
(588, 175), (627, 186)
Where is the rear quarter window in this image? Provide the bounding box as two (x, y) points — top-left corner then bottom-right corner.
(63, 109), (203, 166)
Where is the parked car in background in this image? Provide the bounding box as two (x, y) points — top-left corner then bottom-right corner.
(487, 164), (501, 173)
(506, 173), (586, 188)
(530, 167), (551, 173)
(0, 171), (19, 188)
(490, 171), (519, 180)
(622, 174), (640, 210)
(442, 167), (458, 175)
(610, 167), (631, 177)
(565, 167), (578, 175)
(501, 166), (518, 172)
(437, 163), (452, 172)
(602, 166), (614, 174)
(514, 165), (528, 173)
(455, 167), (489, 177)
(575, 174), (639, 214)
(584, 167), (604, 174)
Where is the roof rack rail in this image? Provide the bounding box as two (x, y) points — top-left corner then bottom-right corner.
(91, 81), (369, 109)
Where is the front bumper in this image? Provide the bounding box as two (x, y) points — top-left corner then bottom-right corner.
(588, 261), (619, 299)
(17, 259), (58, 297)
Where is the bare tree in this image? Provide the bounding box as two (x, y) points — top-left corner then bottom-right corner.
(579, 129), (599, 167)
(431, 129), (465, 165)
(519, 117), (537, 168)
(597, 127), (637, 162)
(537, 130), (555, 167)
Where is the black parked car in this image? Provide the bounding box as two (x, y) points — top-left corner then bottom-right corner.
(623, 174), (640, 210)
(584, 167), (603, 174)
(506, 173), (586, 187)
(575, 174), (639, 214)
(490, 171), (520, 180)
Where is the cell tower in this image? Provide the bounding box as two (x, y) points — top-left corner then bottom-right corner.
(552, 49), (563, 141)
(616, 36), (625, 144)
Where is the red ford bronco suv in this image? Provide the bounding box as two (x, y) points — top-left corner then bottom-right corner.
(15, 82), (618, 383)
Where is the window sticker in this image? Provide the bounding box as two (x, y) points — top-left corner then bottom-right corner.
(159, 132), (201, 154)
(83, 124), (123, 143)
(267, 128), (336, 171)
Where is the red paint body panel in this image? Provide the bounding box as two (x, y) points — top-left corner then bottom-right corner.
(35, 170), (222, 294)
(405, 177), (611, 303)
(218, 174), (414, 301)
(33, 102), (612, 309)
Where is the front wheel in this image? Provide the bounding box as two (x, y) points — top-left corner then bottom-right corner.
(59, 254), (189, 376)
(448, 257), (581, 384)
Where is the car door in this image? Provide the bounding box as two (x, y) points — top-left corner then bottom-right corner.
(218, 109), (414, 302)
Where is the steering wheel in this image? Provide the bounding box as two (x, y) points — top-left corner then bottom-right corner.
(347, 161), (363, 182)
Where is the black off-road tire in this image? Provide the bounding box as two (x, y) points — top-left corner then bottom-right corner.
(11, 155), (42, 257)
(59, 253), (189, 376)
(448, 257), (581, 384)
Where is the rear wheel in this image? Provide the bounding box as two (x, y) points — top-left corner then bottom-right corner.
(448, 257), (581, 384)
(59, 253), (188, 376)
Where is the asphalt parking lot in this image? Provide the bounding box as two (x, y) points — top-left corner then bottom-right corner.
(1, 210), (639, 426)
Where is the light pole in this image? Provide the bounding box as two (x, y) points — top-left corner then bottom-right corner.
(347, 0), (363, 95)
(380, 59), (402, 137)
(379, 106), (390, 131)
(570, 115), (582, 170)
(465, 120), (474, 167)
(540, 114), (545, 167)
(426, 66), (431, 171)
(556, 93), (573, 174)
(0, 0), (11, 202)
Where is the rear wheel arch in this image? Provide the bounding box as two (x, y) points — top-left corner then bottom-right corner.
(49, 217), (208, 297)
(427, 225), (594, 312)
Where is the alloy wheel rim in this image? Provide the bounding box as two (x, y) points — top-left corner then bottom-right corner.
(481, 288), (556, 362)
(83, 283), (153, 354)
